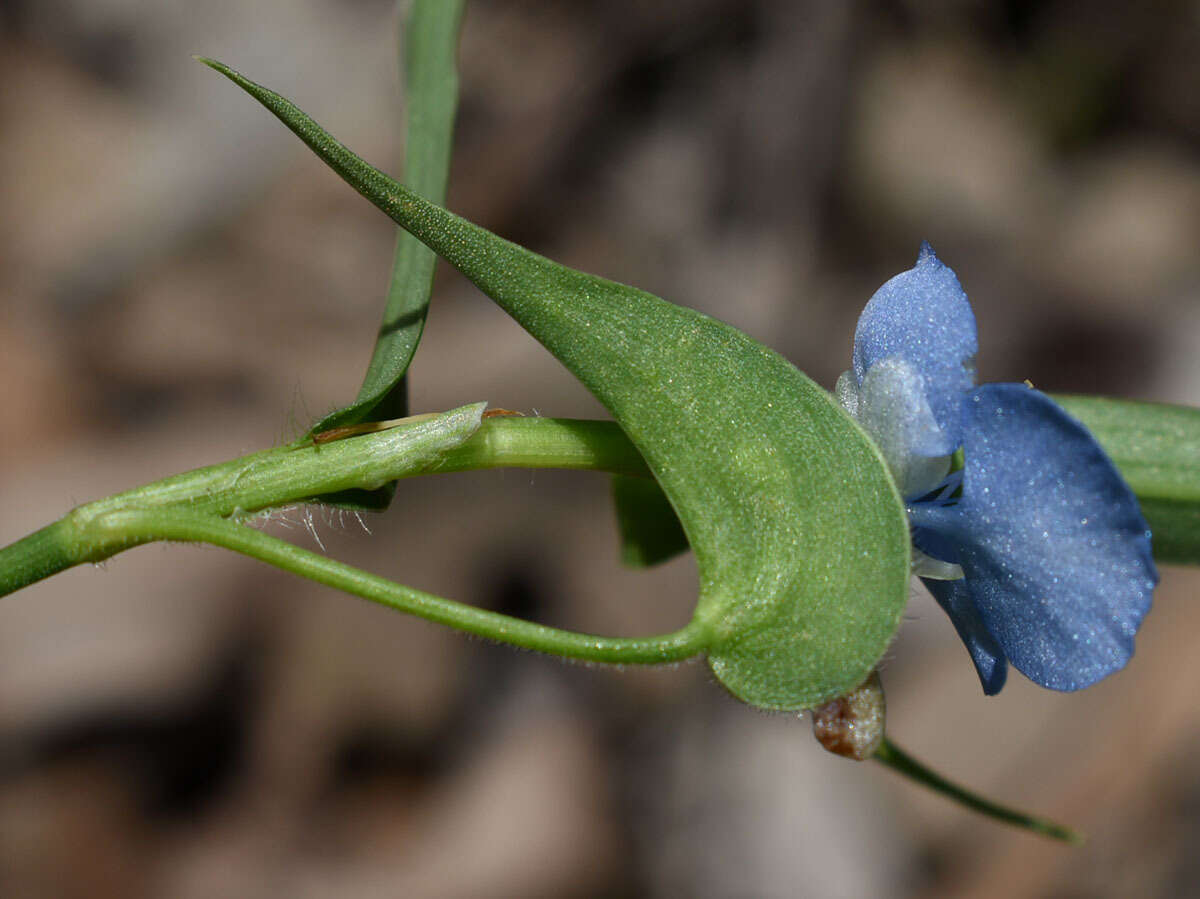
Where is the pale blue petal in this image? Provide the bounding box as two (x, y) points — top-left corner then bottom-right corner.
(849, 358), (954, 497)
(852, 243), (977, 455)
(921, 577), (1008, 695)
(911, 383), (1157, 691)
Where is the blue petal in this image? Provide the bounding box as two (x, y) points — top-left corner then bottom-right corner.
(912, 383), (1157, 691)
(852, 243), (978, 455)
(921, 577), (1008, 694)
(911, 523), (961, 568)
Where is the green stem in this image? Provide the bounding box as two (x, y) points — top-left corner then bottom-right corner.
(0, 412), (700, 661)
(0, 411), (652, 601)
(58, 403), (485, 521)
(436, 417), (650, 478)
(0, 520), (106, 597)
(0, 410), (652, 600)
(873, 737), (1082, 844)
(87, 508), (710, 664)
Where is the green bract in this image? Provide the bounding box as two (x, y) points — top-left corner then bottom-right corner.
(200, 59), (912, 709)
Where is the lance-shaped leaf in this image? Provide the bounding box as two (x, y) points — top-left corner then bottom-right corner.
(311, 0), (463, 435)
(200, 59), (911, 710)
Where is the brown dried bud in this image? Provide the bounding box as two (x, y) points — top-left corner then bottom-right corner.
(811, 670), (885, 761)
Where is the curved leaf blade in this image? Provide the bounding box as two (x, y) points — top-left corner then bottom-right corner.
(200, 59), (911, 709)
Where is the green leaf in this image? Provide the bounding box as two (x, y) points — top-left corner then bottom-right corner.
(199, 59), (912, 710)
(1054, 395), (1200, 564)
(311, 0), (464, 436)
(612, 474), (689, 568)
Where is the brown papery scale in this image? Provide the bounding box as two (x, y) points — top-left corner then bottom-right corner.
(811, 670), (885, 760)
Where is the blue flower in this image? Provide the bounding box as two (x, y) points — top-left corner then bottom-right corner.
(837, 243), (1157, 694)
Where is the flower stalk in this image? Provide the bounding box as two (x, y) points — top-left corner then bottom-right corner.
(873, 738), (1082, 844)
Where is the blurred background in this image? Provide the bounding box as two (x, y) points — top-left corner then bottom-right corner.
(2, 0), (1200, 896)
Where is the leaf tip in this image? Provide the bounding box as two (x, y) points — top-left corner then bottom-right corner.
(194, 56), (239, 82)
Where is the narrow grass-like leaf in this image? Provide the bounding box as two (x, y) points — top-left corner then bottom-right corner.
(1055, 395), (1200, 564)
(312, 0), (464, 436)
(200, 59), (911, 710)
